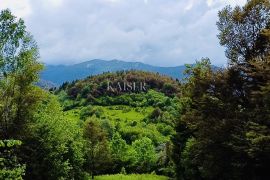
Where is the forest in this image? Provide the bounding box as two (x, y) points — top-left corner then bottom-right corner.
(0, 0), (270, 180)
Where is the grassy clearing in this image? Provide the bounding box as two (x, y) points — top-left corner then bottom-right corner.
(94, 174), (169, 180)
(64, 105), (170, 144)
(64, 105), (154, 123)
(101, 105), (153, 121)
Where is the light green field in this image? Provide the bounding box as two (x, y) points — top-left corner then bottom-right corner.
(64, 105), (154, 123)
(94, 174), (169, 180)
(101, 106), (154, 121)
(64, 105), (170, 144)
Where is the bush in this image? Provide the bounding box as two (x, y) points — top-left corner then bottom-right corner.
(0, 140), (25, 180)
(79, 105), (94, 120)
(131, 137), (157, 173)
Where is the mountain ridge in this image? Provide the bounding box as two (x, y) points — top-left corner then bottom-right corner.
(41, 59), (200, 86)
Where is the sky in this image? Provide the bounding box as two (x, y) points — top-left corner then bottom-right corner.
(0, 0), (246, 66)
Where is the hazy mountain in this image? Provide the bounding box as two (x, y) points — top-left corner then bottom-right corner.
(40, 59), (189, 86)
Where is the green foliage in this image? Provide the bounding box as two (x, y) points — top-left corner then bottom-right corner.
(173, 59), (248, 179)
(120, 167), (127, 175)
(80, 105), (94, 120)
(217, 0), (270, 64)
(83, 117), (112, 178)
(131, 137), (157, 173)
(156, 142), (175, 177)
(22, 94), (85, 179)
(9, 2), (270, 179)
(171, 119), (191, 180)
(57, 71), (180, 105)
(95, 174), (168, 180)
(0, 9), (44, 139)
(110, 132), (128, 162)
(149, 107), (163, 120)
(172, 1), (270, 179)
(0, 9), (87, 180)
(62, 88), (179, 176)
(110, 132), (129, 173)
(0, 8), (176, 180)
(180, 138), (200, 180)
(0, 140), (25, 180)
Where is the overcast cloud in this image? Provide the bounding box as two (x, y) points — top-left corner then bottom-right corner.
(0, 0), (246, 66)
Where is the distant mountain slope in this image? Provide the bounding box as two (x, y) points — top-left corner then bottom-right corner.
(41, 59), (187, 86)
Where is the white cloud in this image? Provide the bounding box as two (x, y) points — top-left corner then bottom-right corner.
(221, 0), (246, 7)
(0, 0), (32, 18)
(207, 0), (214, 7)
(46, 0), (64, 8)
(185, 0), (195, 11)
(207, 0), (247, 7)
(0, 0), (248, 66)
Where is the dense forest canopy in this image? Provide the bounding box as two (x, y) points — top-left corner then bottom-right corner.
(0, 0), (270, 179)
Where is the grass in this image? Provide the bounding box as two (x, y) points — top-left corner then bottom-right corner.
(94, 174), (169, 180)
(64, 105), (170, 144)
(101, 105), (153, 122)
(64, 105), (153, 123)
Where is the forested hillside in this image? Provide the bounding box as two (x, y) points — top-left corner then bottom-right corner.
(55, 71), (181, 177)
